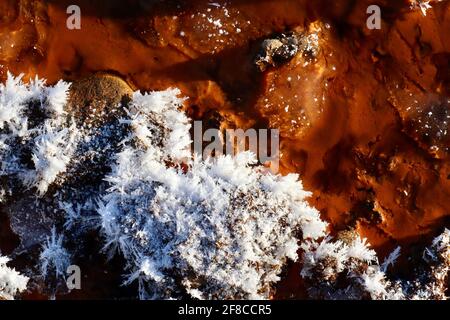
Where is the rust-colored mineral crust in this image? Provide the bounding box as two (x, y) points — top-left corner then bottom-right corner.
(0, 0), (449, 299)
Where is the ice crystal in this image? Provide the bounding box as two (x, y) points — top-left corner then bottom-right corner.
(0, 73), (77, 197)
(39, 227), (71, 279)
(409, 0), (444, 16)
(0, 256), (29, 300)
(300, 229), (450, 300)
(97, 89), (326, 298)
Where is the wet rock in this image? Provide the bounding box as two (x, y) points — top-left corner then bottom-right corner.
(254, 22), (330, 140)
(403, 95), (450, 159)
(68, 73), (133, 127)
(7, 196), (62, 253)
(255, 30), (320, 72)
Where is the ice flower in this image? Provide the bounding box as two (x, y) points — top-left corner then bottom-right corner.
(0, 256), (29, 300)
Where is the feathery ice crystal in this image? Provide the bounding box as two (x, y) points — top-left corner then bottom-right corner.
(301, 229), (450, 300)
(37, 227), (72, 297)
(39, 227), (71, 280)
(101, 151), (326, 299)
(98, 87), (327, 299)
(409, 0), (444, 16)
(0, 73), (75, 199)
(0, 255), (29, 300)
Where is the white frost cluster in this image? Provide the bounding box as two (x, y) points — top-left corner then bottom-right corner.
(409, 0), (444, 16)
(39, 227), (71, 279)
(414, 228), (450, 300)
(301, 236), (377, 282)
(0, 255), (29, 300)
(301, 229), (450, 300)
(98, 88), (327, 299)
(0, 73), (75, 199)
(123, 88), (191, 161)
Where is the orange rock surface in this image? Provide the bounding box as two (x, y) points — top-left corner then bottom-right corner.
(0, 0), (449, 298)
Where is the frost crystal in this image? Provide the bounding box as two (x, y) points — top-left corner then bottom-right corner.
(101, 151), (324, 299)
(381, 246), (401, 272)
(300, 229), (450, 300)
(25, 122), (78, 195)
(0, 73), (76, 197)
(39, 227), (71, 279)
(0, 256), (29, 300)
(45, 80), (71, 116)
(98, 88), (326, 299)
(409, 0), (444, 16)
